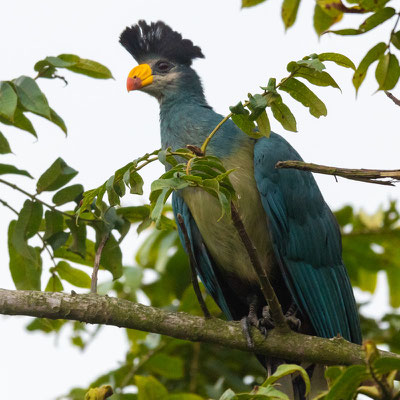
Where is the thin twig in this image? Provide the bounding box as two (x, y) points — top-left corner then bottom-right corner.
(177, 213), (211, 318)
(385, 91), (400, 107)
(230, 203), (289, 332)
(0, 197), (57, 267)
(0, 178), (93, 222)
(91, 232), (110, 294)
(275, 160), (400, 186)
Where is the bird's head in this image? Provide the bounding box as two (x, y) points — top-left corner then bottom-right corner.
(119, 21), (205, 102)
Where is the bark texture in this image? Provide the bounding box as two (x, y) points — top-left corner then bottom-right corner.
(1, 288), (399, 366)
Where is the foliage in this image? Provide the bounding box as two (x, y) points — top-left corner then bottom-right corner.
(242, 0), (400, 95)
(228, 53), (350, 137)
(1, 11), (400, 400)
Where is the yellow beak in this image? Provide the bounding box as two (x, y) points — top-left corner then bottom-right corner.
(126, 64), (154, 91)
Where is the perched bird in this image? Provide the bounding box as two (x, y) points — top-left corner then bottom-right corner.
(120, 21), (362, 398)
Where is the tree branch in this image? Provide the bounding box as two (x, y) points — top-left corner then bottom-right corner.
(230, 203), (289, 332)
(275, 161), (400, 186)
(1, 288), (399, 367)
(385, 91), (400, 107)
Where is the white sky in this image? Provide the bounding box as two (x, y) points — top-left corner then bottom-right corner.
(0, 1), (399, 399)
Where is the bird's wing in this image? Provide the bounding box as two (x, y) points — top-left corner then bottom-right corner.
(172, 192), (234, 319)
(253, 134), (361, 344)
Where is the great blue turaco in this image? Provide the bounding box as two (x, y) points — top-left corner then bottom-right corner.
(119, 20), (362, 399)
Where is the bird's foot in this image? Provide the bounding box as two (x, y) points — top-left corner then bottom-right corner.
(260, 302), (302, 332)
(241, 296), (273, 348)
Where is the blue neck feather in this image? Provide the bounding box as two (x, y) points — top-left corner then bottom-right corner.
(159, 66), (248, 158)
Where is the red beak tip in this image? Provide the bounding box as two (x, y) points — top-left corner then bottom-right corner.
(127, 77), (142, 92)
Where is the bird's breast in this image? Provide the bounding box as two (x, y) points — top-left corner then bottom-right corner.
(182, 141), (276, 284)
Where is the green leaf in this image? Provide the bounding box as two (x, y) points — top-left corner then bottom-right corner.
(150, 187), (172, 226)
(13, 76), (51, 118)
(270, 94), (297, 132)
(229, 101), (248, 115)
(248, 94), (268, 121)
(14, 199), (43, 241)
(105, 176), (120, 206)
(255, 110), (271, 137)
(146, 353), (184, 379)
(387, 268), (400, 307)
(54, 238), (95, 267)
(116, 205), (150, 223)
(58, 54), (113, 79)
(318, 53), (356, 70)
(43, 56), (76, 68)
(374, 357), (400, 374)
(124, 169), (144, 195)
(167, 394), (204, 400)
(96, 231), (123, 280)
(0, 131), (11, 154)
(45, 274), (64, 292)
(0, 163), (32, 178)
(0, 81), (18, 120)
(280, 78), (327, 118)
(26, 318), (64, 333)
(325, 365), (368, 400)
(360, 7), (396, 32)
(297, 56), (326, 72)
(287, 63), (341, 89)
(353, 42), (387, 93)
(49, 107), (67, 134)
(0, 107), (37, 137)
(231, 114), (258, 137)
(43, 210), (69, 251)
(219, 389), (236, 400)
(135, 375), (168, 400)
(375, 53), (400, 91)
(241, 0), (267, 7)
(313, 4), (342, 35)
(8, 220), (42, 290)
(316, 0), (342, 17)
(56, 261), (91, 288)
(329, 7), (396, 35)
(281, 0), (301, 29)
(359, 0), (391, 12)
(263, 364), (310, 395)
(52, 184), (84, 206)
(151, 178), (190, 192)
(36, 157), (78, 193)
(391, 31), (400, 50)
(66, 219), (87, 258)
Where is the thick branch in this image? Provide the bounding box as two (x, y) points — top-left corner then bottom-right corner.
(275, 161), (400, 186)
(1, 288), (399, 367)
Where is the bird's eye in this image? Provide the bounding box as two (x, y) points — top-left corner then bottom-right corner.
(156, 61), (173, 72)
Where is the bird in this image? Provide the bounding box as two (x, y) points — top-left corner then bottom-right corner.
(119, 20), (362, 399)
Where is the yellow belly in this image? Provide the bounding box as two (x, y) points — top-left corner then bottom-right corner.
(182, 142), (275, 284)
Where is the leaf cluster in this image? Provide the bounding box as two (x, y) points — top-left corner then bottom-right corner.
(242, 0), (400, 94)
(229, 53), (353, 136)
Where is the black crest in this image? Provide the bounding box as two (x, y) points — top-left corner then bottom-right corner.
(119, 20), (204, 66)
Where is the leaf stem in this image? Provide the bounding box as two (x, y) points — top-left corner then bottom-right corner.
(0, 178), (93, 222)
(91, 232), (110, 294)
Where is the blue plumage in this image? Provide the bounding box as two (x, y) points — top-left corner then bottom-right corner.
(120, 20), (362, 358)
